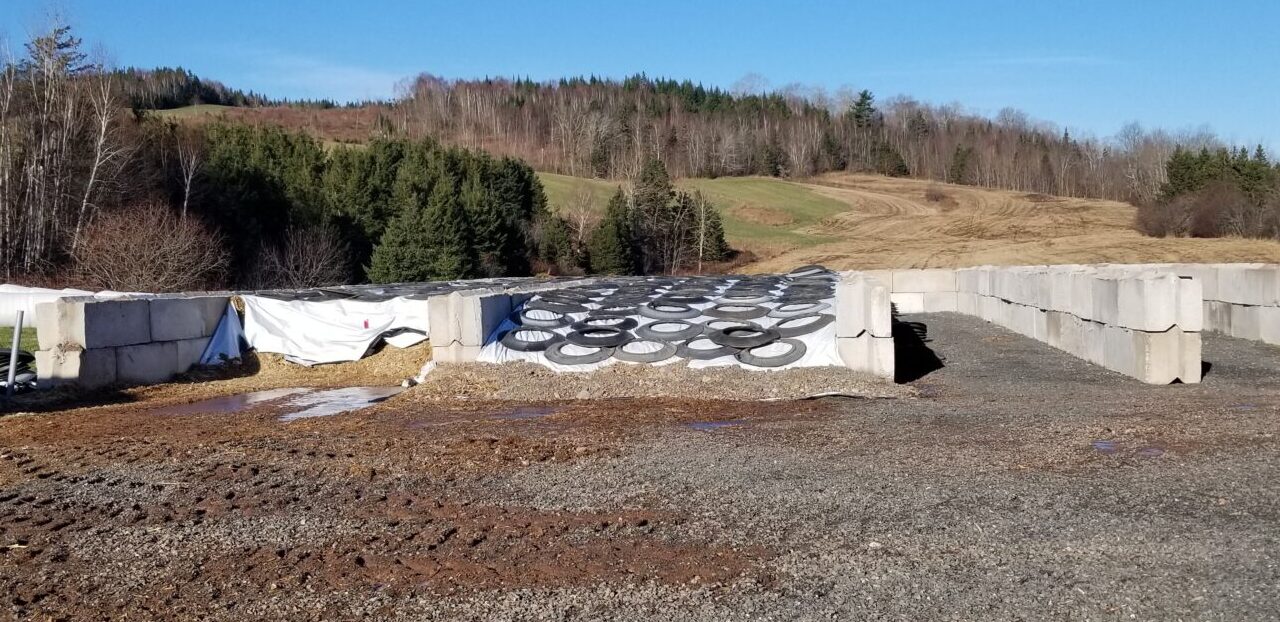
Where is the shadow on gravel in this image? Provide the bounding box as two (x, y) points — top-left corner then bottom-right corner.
(893, 319), (944, 383)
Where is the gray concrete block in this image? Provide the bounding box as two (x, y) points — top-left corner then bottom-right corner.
(1091, 277), (1119, 325)
(836, 276), (891, 338)
(44, 299), (152, 349)
(459, 294), (514, 347)
(427, 295), (456, 347)
(890, 292), (925, 314)
(115, 341), (180, 385)
(922, 291), (958, 313)
(1176, 276), (1204, 332)
(175, 337), (212, 371)
(1217, 266), (1280, 306)
(34, 301), (72, 350)
(431, 343), (483, 363)
(1203, 300), (1233, 335)
(836, 334), (894, 379)
(1260, 306), (1280, 345)
(1116, 273), (1178, 332)
(149, 296), (229, 342)
(1180, 330), (1203, 384)
(1230, 304), (1262, 341)
(891, 269), (956, 293)
(36, 347), (118, 389)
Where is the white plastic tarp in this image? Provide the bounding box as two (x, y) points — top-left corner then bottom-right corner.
(476, 291), (841, 372)
(0, 284), (152, 326)
(241, 295), (429, 365)
(200, 302), (246, 365)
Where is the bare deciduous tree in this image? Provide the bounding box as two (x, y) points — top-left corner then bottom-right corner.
(74, 201), (229, 292)
(251, 225), (351, 289)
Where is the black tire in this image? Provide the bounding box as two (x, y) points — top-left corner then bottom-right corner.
(655, 294), (710, 305)
(500, 328), (564, 352)
(512, 307), (569, 329)
(772, 313), (835, 337)
(787, 265), (828, 277)
(708, 326), (780, 348)
(675, 337), (737, 360)
(526, 300), (588, 314)
(701, 319), (764, 334)
(768, 301), (831, 318)
(571, 314), (638, 331)
(705, 304), (769, 320)
(613, 339), (677, 363)
(715, 293), (772, 305)
(589, 304), (637, 317)
(635, 320), (703, 342)
(736, 338), (807, 368)
(638, 301), (700, 320)
(544, 341), (615, 366)
(566, 326), (632, 348)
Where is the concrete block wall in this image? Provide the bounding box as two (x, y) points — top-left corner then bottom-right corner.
(1136, 263), (1280, 346)
(34, 294), (229, 389)
(834, 274), (894, 378)
(880, 266), (1203, 384)
(427, 278), (599, 363)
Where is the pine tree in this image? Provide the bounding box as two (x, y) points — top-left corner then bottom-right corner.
(368, 177), (476, 283)
(588, 188), (637, 275)
(693, 191), (729, 267)
(947, 146), (973, 185)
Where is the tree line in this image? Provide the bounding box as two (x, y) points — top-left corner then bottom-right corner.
(1137, 146), (1280, 240)
(387, 74), (1235, 205)
(0, 25), (732, 289)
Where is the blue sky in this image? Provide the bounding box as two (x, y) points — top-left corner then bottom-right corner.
(3, 0), (1277, 146)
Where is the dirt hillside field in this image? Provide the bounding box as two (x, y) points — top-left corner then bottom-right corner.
(745, 173), (1280, 272)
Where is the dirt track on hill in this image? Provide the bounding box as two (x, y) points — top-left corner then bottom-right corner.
(745, 173), (1280, 271)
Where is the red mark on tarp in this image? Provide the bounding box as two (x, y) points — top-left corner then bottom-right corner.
(363, 319), (369, 329)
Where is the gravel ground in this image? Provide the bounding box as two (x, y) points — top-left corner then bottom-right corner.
(413, 361), (912, 401)
(2, 312), (1279, 620)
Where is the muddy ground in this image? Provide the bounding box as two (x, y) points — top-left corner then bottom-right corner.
(2, 313), (1279, 620)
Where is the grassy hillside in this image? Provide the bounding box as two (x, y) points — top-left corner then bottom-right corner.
(539, 171), (1280, 271)
(537, 173), (846, 255)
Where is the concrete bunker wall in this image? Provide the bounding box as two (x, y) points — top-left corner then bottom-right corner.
(873, 265), (1205, 384)
(34, 294), (230, 389)
(834, 273), (894, 378)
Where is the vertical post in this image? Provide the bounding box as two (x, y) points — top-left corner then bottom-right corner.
(6, 310), (23, 396)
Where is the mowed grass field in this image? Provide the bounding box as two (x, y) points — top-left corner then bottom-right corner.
(538, 172), (847, 255)
(538, 171), (1280, 271)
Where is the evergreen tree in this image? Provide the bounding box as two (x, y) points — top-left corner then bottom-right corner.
(368, 177), (476, 282)
(874, 143), (910, 177)
(947, 146), (973, 185)
(588, 188), (637, 275)
(848, 90), (877, 129)
(693, 191), (729, 265)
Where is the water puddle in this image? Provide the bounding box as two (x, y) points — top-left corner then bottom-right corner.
(278, 387), (405, 422)
(1091, 440), (1118, 455)
(152, 388), (312, 416)
(686, 420), (743, 431)
(1135, 446), (1166, 459)
(492, 406), (560, 420)
(1231, 404), (1258, 411)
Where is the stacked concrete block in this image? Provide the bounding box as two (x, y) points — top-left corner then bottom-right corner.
(835, 274), (894, 378)
(923, 264), (1205, 384)
(1157, 263), (1280, 346)
(887, 269), (958, 313)
(33, 294), (230, 389)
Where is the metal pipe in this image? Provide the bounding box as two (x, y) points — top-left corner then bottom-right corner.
(6, 310), (23, 397)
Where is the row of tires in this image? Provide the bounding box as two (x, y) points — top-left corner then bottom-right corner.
(499, 314), (833, 367)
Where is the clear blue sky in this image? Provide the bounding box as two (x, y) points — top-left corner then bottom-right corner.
(3, 0), (1277, 147)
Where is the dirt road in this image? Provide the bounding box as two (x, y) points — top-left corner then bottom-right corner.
(3, 315), (1279, 620)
